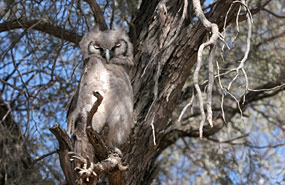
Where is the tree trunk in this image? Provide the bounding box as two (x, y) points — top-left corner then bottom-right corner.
(52, 1), (241, 184)
(120, 0), (240, 184)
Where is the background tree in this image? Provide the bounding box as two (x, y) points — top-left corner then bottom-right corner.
(0, 0), (284, 184)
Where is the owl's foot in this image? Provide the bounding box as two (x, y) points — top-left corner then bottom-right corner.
(69, 152), (98, 184)
(74, 163), (97, 184)
(69, 150), (128, 184)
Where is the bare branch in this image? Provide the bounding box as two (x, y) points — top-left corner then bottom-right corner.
(49, 125), (75, 185)
(86, 127), (108, 161)
(226, 0), (271, 25)
(217, 0), (253, 127)
(124, 17), (138, 54)
(206, 45), (215, 128)
(192, 0), (222, 137)
(0, 19), (82, 45)
(85, 92), (109, 160)
(178, 91), (195, 122)
(207, 133), (250, 144)
(30, 150), (58, 168)
(207, 135), (285, 149)
(83, 0), (108, 30)
(162, 81), (285, 149)
(262, 8), (285, 19)
(242, 82), (285, 106)
(86, 91), (103, 128)
(256, 30), (285, 47)
(248, 84), (285, 92)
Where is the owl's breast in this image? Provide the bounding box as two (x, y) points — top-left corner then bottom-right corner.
(82, 59), (110, 94)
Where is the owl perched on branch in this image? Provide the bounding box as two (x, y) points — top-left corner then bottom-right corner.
(66, 26), (134, 156)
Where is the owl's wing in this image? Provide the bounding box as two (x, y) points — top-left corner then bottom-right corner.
(66, 86), (79, 134)
(66, 87), (79, 116)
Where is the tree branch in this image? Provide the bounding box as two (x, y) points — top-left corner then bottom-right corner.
(0, 19), (82, 45)
(30, 150), (58, 168)
(262, 8), (285, 19)
(160, 81), (285, 150)
(49, 124), (76, 185)
(83, 0), (108, 30)
(87, 91), (103, 128)
(226, 0), (271, 25)
(256, 30), (285, 47)
(192, 0), (222, 137)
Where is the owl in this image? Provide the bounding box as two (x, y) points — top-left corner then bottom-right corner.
(66, 26), (134, 156)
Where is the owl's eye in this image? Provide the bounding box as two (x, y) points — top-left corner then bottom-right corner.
(88, 42), (102, 54)
(94, 43), (101, 49)
(115, 42), (121, 47)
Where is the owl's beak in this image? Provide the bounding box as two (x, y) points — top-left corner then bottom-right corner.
(104, 49), (110, 63)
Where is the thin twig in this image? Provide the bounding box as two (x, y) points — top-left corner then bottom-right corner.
(30, 150), (58, 167)
(218, 0), (253, 125)
(178, 91), (195, 122)
(262, 8), (285, 19)
(248, 84), (285, 92)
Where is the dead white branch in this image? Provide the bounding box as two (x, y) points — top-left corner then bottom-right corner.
(218, 0), (253, 123)
(207, 45), (216, 128)
(178, 91), (195, 122)
(192, 0), (223, 138)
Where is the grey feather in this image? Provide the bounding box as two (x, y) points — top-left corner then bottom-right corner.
(66, 26), (134, 150)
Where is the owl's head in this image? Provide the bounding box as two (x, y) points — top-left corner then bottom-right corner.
(79, 26), (134, 66)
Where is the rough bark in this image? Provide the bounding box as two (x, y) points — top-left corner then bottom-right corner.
(0, 0), (278, 184)
(122, 1), (240, 183)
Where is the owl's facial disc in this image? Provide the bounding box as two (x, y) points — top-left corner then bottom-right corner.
(88, 40), (123, 63)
